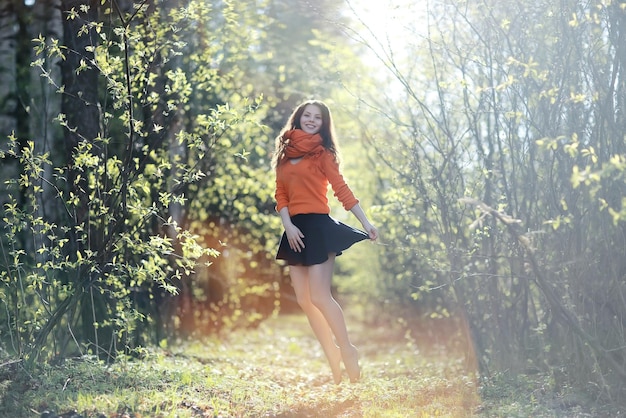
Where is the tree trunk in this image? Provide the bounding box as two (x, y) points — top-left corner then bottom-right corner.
(60, 0), (99, 154)
(0, 0), (17, 140)
(59, 0), (108, 357)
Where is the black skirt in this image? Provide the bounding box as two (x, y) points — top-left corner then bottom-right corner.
(276, 213), (369, 266)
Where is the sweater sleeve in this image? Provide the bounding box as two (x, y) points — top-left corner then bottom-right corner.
(274, 169), (289, 213)
(321, 151), (359, 211)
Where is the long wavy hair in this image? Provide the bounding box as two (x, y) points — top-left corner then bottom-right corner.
(271, 100), (340, 168)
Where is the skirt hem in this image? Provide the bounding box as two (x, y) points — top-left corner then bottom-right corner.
(275, 213), (368, 266)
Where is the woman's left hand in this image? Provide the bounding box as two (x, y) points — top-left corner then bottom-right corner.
(364, 222), (378, 241)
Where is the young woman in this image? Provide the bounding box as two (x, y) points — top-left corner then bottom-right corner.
(272, 100), (378, 384)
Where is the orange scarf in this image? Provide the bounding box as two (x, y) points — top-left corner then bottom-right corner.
(284, 129), (325, 159)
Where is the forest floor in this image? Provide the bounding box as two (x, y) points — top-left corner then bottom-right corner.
(0, 308), (619, 417)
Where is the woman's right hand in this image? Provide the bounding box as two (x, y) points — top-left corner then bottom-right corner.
(285, 223), (305, 252)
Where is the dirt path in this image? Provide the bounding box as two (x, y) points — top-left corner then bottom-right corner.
(210, 312), (481, 417)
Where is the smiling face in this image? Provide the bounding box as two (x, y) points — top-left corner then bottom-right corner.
(299, 104), (323, 135)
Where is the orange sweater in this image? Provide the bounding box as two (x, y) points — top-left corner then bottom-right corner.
(275, 150), (359, 216)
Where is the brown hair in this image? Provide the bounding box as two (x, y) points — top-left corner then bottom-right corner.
(271, 100), (340, 168)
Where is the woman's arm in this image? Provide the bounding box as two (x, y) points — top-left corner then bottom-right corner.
(279, 207), (305, 252)
(350, 203), (378, 241)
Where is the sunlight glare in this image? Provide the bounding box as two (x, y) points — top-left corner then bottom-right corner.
(345, 0), (429, 50)
(342, 0), (430, 96)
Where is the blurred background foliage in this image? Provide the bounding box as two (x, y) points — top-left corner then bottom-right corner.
(0, 0), (625, 409)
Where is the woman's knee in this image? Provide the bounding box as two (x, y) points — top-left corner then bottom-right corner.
(295, 293), (315, 311)
(310, 292), (333, 310)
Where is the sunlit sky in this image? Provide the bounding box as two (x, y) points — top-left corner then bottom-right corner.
(342, 0), (429, 56)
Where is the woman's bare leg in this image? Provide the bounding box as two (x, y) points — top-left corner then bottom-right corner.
(308, 255), (360, 382)
(290, 265), (342, 384)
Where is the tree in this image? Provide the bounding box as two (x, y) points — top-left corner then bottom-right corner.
(343, 0), (626, 406)
(1, 0), (261, 362)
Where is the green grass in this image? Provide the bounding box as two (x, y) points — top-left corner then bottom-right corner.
(0, 311), (613, 417)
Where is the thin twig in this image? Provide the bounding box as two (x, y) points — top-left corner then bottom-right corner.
(0, 359), (23, 369)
